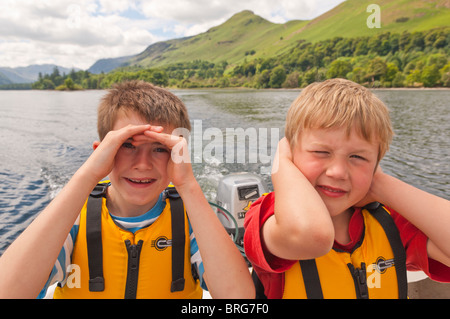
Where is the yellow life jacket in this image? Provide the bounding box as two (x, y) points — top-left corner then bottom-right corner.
(53, 183), (203, 299)
(283, 204), (407, 299)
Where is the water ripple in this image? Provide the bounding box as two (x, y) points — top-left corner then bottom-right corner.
(0, 89), (448, 256)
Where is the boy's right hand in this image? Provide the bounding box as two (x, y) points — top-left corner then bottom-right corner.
(82, 124), (160, 183)
(263, 136), (335, 260)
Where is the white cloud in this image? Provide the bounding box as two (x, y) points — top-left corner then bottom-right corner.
(0, 0), (159, 69)
(138, 0), (343, 26)
(0, 0), (345, 70)
(98, 0), (134, 13)
(136, 0), (345, 39)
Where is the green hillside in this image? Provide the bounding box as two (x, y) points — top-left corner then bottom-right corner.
(124, 0), (449, 69)
(292, 0), (450, 41)
(129, 10), (308, 68)
(33, 0), (450, 90)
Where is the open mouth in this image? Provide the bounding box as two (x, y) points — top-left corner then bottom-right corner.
(126, 178), (156, 185)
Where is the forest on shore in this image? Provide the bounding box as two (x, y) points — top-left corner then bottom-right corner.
(30, 27), (450, 90)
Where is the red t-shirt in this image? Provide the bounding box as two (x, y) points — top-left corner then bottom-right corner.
(243, 192), (450, 299)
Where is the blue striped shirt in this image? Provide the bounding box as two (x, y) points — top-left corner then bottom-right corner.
(37, 192), (206, 298)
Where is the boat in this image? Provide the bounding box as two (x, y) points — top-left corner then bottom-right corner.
(43, 172), (433, 298)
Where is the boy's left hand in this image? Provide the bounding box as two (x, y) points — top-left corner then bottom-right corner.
(133, 128), (194, 189)
(355, 165), (385, 207)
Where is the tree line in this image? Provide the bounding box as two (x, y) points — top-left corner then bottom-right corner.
(31, 27), (449, 90)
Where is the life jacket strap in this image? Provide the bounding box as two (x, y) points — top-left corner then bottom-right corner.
(299, 259), (324, 299)
(86, 182), (109, 292)
(165, 187), (186, 292)
(368, 202), (408, 299)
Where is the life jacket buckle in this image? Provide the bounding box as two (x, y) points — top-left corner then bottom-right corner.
(89, 276), (105, 292)
(90, 182), (110, 198)
(364, 201), (381, 210)
(165, 186), (180, 199)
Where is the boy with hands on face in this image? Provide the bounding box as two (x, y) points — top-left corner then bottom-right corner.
(0, 80), (254, 299)
(244, 78), (450, 299)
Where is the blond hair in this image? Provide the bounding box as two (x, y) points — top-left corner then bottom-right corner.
(97, 80), (191, 140)
(285, 78), (393, 162)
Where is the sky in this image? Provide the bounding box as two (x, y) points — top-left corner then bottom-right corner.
(0, 0), (346, 70)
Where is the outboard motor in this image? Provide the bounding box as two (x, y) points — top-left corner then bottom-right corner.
(215, 173), (269, 246)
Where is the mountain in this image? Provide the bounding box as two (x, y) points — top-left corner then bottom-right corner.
(86, 0), (449, 73)
(88, 0), (449, 73)
(88, 10), (308, 73)
(0, 64), (80, 85)
(131, 11), (308, 68)
(87, 55), (134, 74)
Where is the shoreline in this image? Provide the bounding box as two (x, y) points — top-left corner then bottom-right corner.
(170, 86), (450, 91)
(1, 86), (450, 92)
(368, 87), (450, 91)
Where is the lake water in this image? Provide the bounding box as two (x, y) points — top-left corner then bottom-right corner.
(0, 88), (449, 255)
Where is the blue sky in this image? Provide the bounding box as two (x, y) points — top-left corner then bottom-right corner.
(0, 0), (345, 70)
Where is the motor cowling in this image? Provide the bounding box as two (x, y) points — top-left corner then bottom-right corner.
(215, 173), (269, 246)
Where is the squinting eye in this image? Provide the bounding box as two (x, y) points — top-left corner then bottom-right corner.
(313, 151), (329, 156)
(154, 147), (169, 153)
(122, 142), (135, 149)
(350, 154), (366, 161)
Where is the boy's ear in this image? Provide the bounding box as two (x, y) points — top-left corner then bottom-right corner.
(92, 141), (100, 150)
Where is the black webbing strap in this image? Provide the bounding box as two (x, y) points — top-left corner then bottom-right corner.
(86, 183), (109, 292)
(299, 259), (324, 299)
(166, 187), (186, 292)
(366, 202), (408, 299)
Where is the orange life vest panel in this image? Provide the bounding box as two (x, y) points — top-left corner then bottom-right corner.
(53, 184), (203, 299)
(283, 204), (407, 299)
